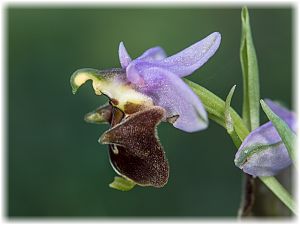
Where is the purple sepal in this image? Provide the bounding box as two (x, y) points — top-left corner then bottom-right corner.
(122, 32), (221, 132)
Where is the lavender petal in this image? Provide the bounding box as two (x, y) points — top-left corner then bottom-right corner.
(159, 32), (221, 77)
(128, 64), (208, 132)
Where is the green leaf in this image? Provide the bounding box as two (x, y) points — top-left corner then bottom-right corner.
(225, 85), (236, 133)
(240, 7), (260, 130)
(109, 176), (136, 191)
(260, 100), (296, 164)
(224, 85), (242, 148)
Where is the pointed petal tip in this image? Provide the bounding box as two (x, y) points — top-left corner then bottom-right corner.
(209, 31), (221, 47)
(211, 31), (221, 39)
(153, 31), (221, 78)
(205, 32), (221, 55)
(118, 41), (125, 50)
(118, 41), (132, 68)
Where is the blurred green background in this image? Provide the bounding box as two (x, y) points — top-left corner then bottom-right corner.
(8, 6), (292, 217)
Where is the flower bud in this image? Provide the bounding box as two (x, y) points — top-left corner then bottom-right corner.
(234, 100), (296, 176)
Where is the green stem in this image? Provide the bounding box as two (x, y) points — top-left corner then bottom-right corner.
(260, 176), (296, 214)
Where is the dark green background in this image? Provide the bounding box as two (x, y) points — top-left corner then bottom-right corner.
(8, 7), (292, 217)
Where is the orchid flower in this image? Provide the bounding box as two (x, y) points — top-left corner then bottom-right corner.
(235, 99), (297, 177)
(70, 32), (221, 188)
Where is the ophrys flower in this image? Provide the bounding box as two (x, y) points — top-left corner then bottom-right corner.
(70, 32), (221, 188)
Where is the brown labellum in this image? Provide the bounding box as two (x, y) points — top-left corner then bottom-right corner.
(100, 105), (169, 187)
